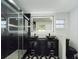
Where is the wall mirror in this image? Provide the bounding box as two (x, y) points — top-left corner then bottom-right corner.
(31, 17), (54, 37)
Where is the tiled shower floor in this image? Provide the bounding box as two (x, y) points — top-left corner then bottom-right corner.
(5, 50), (26, 59)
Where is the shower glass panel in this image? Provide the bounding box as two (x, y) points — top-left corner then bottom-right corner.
(17, 12), (26, 59)
(1, 1), (27, 59)
(1, 5), (18, 59)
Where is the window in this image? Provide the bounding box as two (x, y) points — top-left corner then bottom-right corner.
(56, 20), (64, 28)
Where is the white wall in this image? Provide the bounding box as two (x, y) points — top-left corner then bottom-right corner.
(69, 7), (78, 51)
(54, 13), (70, 37)
(54, 13), (69, 59)
(31, 12), (70, 37)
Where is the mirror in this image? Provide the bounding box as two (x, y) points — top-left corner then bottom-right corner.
(31, 17), (53, 38)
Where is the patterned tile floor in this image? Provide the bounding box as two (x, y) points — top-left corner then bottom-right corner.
(4, 50), (58, 59)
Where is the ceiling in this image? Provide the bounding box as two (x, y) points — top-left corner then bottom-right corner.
(14, 0), (78, 13)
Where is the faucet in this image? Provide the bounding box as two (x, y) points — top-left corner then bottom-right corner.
(49, 33), (50, 37)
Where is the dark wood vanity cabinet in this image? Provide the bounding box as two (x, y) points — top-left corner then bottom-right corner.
(26, 37), (59, 56)
(47, 39), (59, 56)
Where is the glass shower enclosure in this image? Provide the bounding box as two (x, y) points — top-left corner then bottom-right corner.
(1, 1), (28, 59)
